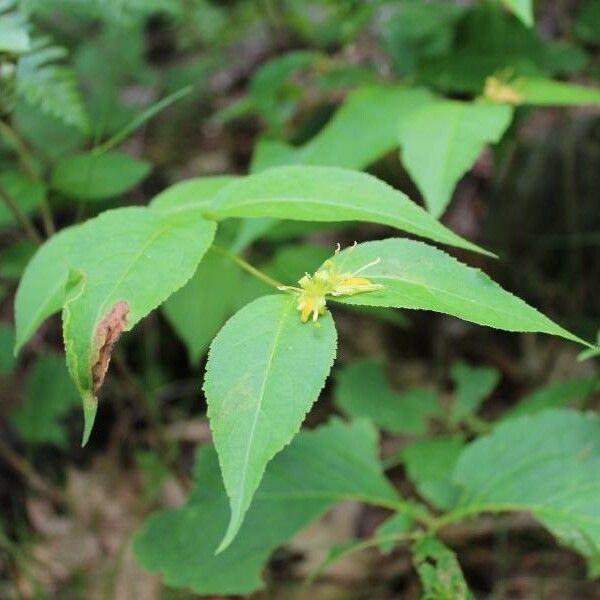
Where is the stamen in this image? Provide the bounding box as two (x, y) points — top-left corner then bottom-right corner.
(351, 257), (381, 276)
(335, 241), (358, 271)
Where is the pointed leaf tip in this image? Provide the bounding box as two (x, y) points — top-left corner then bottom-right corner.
(204, 294), (338, 550)
(81, 393), (97, 446)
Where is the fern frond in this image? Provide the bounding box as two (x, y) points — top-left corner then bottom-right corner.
(0, 0), (31, 54)
(16, 37), (89, 132)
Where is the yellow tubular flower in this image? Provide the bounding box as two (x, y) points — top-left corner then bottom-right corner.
(278, 243), (383, 323)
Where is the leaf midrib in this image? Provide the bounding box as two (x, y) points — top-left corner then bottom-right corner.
(84, 218), (176, 374)
(215, 194), (453, 243)
(339, 270), (566, 335)
(233, 297), (293, 518)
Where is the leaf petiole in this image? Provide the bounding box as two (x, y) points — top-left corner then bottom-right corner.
(209, 244), (283, 289)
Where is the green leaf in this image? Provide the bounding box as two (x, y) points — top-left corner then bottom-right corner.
(10, 355), (79, 446)
(327, 239), (587, 346)
(452, 410), (600, 573)
(0, 171), (45, 227)
(413, 537), (473, 600)
(579, 345), (600, 362)
(511, 77), (600, 106)
(203, 294), (338, 552)
(397, 99), (513, 217)
(402, 435), (465, 510)
(209, 166), (492, 256)
(62, 206), (216, 444)
(293, 85), (435, 170)
(134, 418), (398, 595)
(0, 324), (16, 376)
(16, 37), (89, 132)
(381, 0), (465, 76)
(51, 151), (151, 201)
(501, 0), (534, 27)
(249, 50), (321, 132)
(162, 250), (242, 364)
(503, 376), (600, 420)
(450, 361), (500, 422)
(334, 359), (441, 435)
(14, 225), (81, 354)
(149, 175), (238, 216)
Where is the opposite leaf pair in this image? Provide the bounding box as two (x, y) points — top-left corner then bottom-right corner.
(12, 166), (592, 555)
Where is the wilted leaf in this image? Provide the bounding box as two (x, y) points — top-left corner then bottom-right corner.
(62, 206), (215, 443)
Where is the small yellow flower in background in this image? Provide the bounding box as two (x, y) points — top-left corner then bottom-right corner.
(279, 243), (383, 323)
(484, 70), (524, 105)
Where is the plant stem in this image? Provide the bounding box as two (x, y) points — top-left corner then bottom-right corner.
(38, 197), (56, 236)
(0, 119), (56, 236)
(0, 182), (42, 244)
(307, 529), (422, 584)
(92, 85), (193, 155)
(0, 119), (39, 180)
(427, 503), (535, 534)
(210, 244), (283, 289)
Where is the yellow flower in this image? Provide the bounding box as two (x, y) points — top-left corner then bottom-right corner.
(279, 243), (383, 322)
(483, 72), (524, 105)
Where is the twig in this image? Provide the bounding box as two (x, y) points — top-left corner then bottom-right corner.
(0, 119), (55, 236)
(0, 120), (39, 181)
(0, 182), (42, 244)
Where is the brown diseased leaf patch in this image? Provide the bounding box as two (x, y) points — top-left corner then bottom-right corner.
(92, 301), (129, 394)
